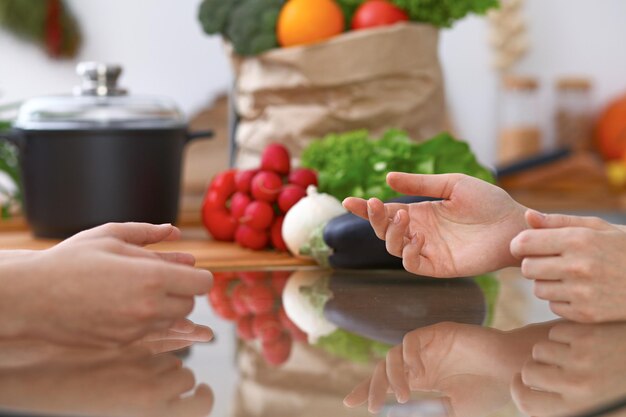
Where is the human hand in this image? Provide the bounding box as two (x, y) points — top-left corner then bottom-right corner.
(512, 321), (626, 417)
(0, 344), (214, 417)
(5, 223), (212, 347)
(138, 318), (214, 354)
(511, 211), (626, 322)
(343, 322), (549, 416)
(343, 173), (527, 277)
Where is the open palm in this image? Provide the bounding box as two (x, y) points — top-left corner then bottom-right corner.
(343, 173), (527, 277)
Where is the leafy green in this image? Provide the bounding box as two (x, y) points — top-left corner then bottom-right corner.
(334, 0), (364, 29)
(301, 130), (494, 202)
(474, 274), (500, 327)
(197, 0), (283, 56)
(392, 0), (499, 28)
(315, 328), (391, 362)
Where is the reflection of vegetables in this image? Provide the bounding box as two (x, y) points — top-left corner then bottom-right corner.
(596, 94), (626, 160)
(282, 186), (346, 258)
(281, 270), (337, 343)
(301, 130), (495, 202)
(474, 274), (499, 327)
(315, 328), (391, 363)
(197, 0), (284, 56)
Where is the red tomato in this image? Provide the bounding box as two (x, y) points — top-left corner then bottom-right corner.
(352, 0), (409, 30)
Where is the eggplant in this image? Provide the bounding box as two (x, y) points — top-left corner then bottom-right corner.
(323, 195), (438, 269)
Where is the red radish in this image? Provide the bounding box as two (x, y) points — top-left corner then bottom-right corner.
(241, 201), (274, 230)
(239, 271), (267, 285)
(288, 168), (318, 188)
(251, 171), (283, 202)
(235, 225), (269, 250)
(270, 216), (288, 251)
(231, 284), (250, 316)
(261, 143), (291, 175)
(203, 189), (228, 211)
(246, 284), (275, 314)
(262, 334), (292, 366)
(208, 284), (229, 306)
(202, 209), (237, 241)
(252, 312), (282, 342)
(208, 292), (238, 320)
(213, 272), (237, 283)
(210, 169), (237, 196)
(230, 192), (252, 221)
(235, 169), (259, 194)
(277, 185), (306, 213)
(236, 316), (255, 340)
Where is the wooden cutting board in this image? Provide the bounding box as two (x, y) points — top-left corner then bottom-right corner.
(0, 227), (315, 271)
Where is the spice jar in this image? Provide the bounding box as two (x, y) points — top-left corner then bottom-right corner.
(554, 77), (593, 151)
(497, 75), (542, 164)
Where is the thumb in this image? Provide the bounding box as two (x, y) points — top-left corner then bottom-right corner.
(525, 210), (613, 231)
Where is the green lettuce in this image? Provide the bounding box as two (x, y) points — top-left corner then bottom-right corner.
(315, 328), (391, 363)
(301, 130), (494, 202)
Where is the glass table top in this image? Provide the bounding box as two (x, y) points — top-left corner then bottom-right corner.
(1, 268), (625, 417)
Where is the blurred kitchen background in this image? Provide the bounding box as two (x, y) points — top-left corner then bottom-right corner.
(2, 0), (626, 219)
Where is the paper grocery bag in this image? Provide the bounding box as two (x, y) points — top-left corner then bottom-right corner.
(229, 23), (446, 168)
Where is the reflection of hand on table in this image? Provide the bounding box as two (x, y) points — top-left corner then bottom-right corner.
(512, 321), (626, 417)
(0, 342), (214, 417)
(343, 173), (527, 277)
(511, 211), (626, 322)
(343, 321), (553, 416)
(0, 223), (213, 347)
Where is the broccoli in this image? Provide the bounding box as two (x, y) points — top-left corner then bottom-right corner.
(198, 0), (283, 56)
(197, 0), (241, 36)
(226, 0), (284, 56)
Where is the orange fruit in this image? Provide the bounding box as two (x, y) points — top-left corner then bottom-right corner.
(277, 0), (345, 48)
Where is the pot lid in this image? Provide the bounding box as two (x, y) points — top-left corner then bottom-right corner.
(14, 62), (185, 130)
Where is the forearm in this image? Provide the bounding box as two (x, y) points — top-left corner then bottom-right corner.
(0, 258), (35, 339)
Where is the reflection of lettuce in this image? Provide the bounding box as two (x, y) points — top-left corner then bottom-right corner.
(474, 274), (500, 327)
(315, 329), (391, 363)
(301, 130), (494, 202)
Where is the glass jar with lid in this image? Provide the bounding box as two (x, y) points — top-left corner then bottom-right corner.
(497, 75), (542, 165)
(554, 77), (593, 151)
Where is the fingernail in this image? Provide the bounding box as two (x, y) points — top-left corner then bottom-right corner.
(393, 212), (401, 224)
(158, 223), (173, 227)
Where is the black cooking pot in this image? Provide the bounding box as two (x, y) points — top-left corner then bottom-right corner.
(0, 62), (213, 238)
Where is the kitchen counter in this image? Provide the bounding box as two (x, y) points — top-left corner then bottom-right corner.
(0, 267), (625, 417)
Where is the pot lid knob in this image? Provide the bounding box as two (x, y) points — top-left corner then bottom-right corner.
(74, 62), (128, 97)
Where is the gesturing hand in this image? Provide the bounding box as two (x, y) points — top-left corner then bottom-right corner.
(511, 211), (626, 323)
(343, 322), (550, 416)
(5, 223), (213, 347)
(343, 173), (528, 277)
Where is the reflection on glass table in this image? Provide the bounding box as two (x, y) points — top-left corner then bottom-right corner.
(1, 268), (626, 417)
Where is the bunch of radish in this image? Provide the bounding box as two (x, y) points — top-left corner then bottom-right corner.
(208, 271), (307, 366)
(201, 143), (318, 251)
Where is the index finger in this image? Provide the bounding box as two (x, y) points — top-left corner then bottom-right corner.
(387, 173), (465, 199)
(343, 197), (408, 220)
(146, 262), (213, 296)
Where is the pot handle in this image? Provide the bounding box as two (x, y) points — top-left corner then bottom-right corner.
(185, 130), (214, 144)
(0, 129), (24, 151)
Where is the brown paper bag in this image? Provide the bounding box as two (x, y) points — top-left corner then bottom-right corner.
(229, 23), (446, 168)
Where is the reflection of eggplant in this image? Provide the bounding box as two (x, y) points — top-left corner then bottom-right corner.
(323, 196), (438, 269)
(324, 270), (486, 345)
